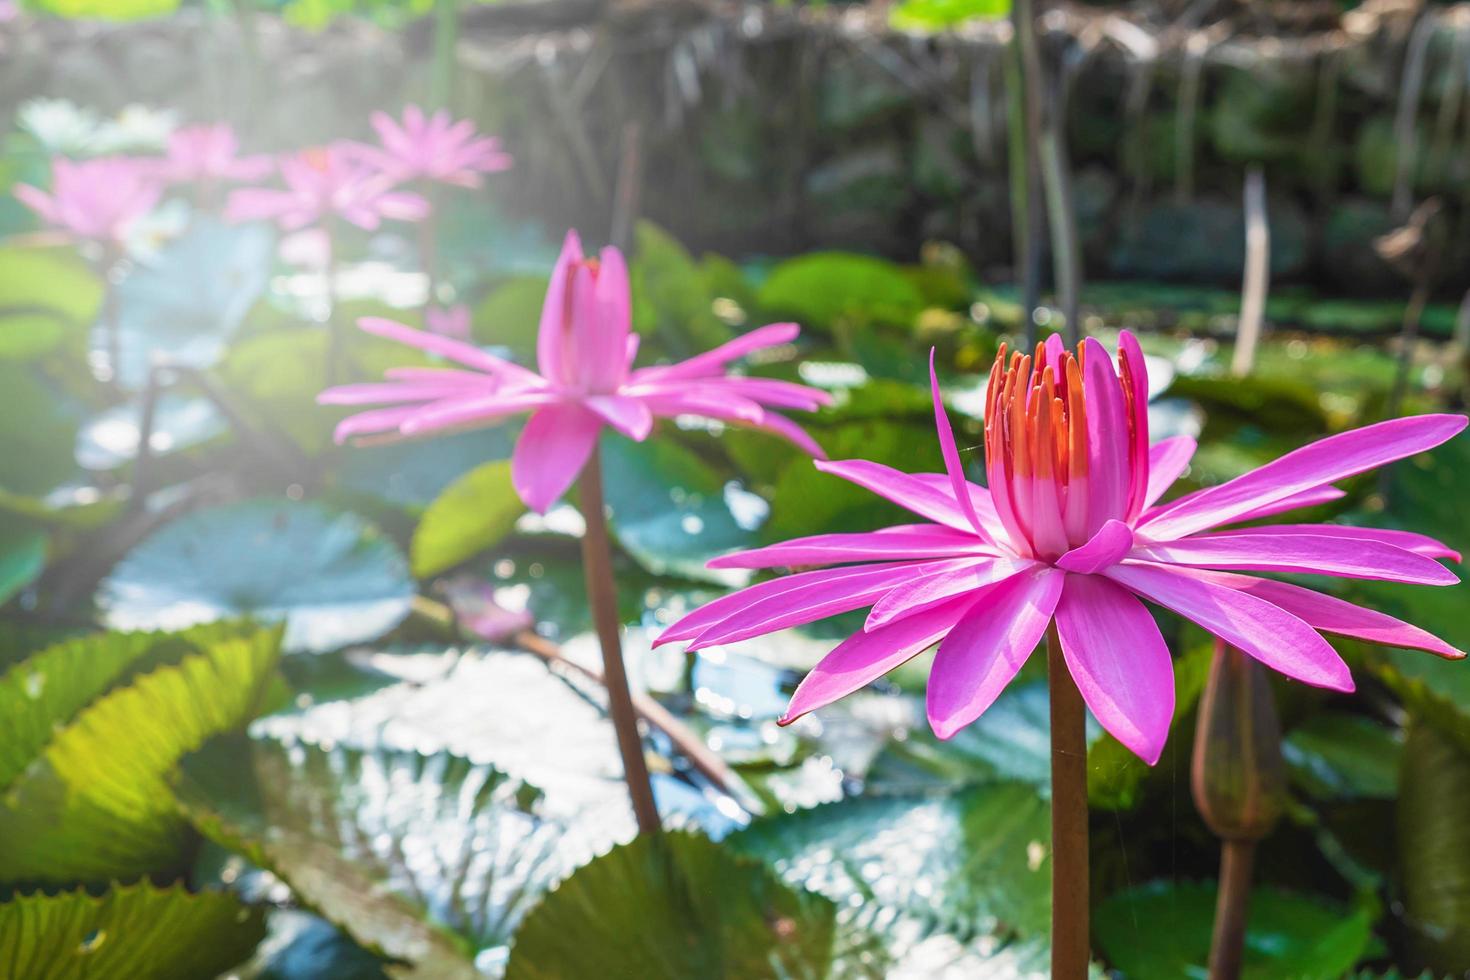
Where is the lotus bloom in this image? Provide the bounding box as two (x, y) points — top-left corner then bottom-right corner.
(319, 230), (831, 513)
(224, 145), (429, 232)
(155, 124), (274, 185)
(350, 105), (512, 188)
(659, 334), (1466, 764)
(13, 156), (162, 247)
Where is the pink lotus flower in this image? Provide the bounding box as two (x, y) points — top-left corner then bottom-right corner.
(659, 334), (1466, 764)
(319, 230), (831, 513)
(13, 156), (162, 246)
(155, 124), (274, 185)
(224, 145), (429, 232)
(350, 105), (511, 188)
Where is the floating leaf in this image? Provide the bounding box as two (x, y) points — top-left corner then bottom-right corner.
(758, 253), (924, 334)
(1397, 721), (1470, 972)
(0, 625), (282, 882)
(177, 734), (569, 979)
(110, 217), (274, 388)
(0, 882), (265, 979)
(730, 781), (1052, 940)
(506, 832), (837, 980)
(74, 392), (227, 470)
(98, 499), (413, 654)
(412, 460), (525, 578)
(472, 276), (547, 358)
(600, 436), (759, 585)
(1093, 880), (1373, 979)
(338, 427), (516, 512)
(1283, 712), (1402, 801)
(0, 362), (80, 497)
(0, 521), (45, 607)
(0, 245), (103, 326)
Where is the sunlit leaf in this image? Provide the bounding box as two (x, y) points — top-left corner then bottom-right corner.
(629, 221), (730, 355)
(0, 882), (265, 979)
(1283, 712), (1402, 801)
(177, 734), (569, 979)
(758, 253), (924, 334)
(473, 276), (547, 358)
(74, 392), (228, 470)
(0, 521), (45, 607)
(0, 624), (282, 882)
(98, 499), (413, 654)
(412, 460), (525, 578)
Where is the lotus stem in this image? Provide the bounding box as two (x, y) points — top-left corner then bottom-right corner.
(102, 264), (122, 383)
(1208, 838), (1256, 980)
(419, 202), (439, 312)
(325, 226), (343, 387)
(1008, 0), (1046, 350)
(429, 0), (459, 112)
(578, 448), (662, 835)
(1047, 624), (1089, 979)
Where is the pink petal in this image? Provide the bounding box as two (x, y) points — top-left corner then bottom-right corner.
(813, 459), (973, 533)
(1185, 569), (1464, 660)
(706, 524), (997, 570)
(929, 349), (988, 540)
(783, 596), (978, 725)
(511, 403), (603, 514)
(333, 403), (451, 443)
(399, 390), (559, 435)
(658, 561), (921, 646)
(1054, 574), (1173, 764)
(585, 246), (632, 390)
(1056, 519), (1134, 574)
(631, 386), (765, 424)
(1105, 562), (1354, 691)
(317, 381), (493, 406)
(584, 394), (653, 441)
(1140, 415), (1469, 540)
(1118, 331), (1152, 520)
(909, 474), (1012, 545)
(1082, 337), (1130, 531)
(537, 230), (582, 384)
(1144, 436), (1196, 510)
(713, 377), (833, 412)
(1232, 485), (1347, 522)
(1201, 524), (1460, 563)
(681, 559), (963, 651)
(867, 556), (1039, 628)
(1128, 532), (1457, 586)
(639, 322), (799, 382)
(357, 317), (542, 386)
(926, 567), (1064, 739)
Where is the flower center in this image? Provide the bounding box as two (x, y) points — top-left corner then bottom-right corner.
(983, 339), (1145, 560)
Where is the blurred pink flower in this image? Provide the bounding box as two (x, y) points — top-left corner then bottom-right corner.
(350, 105), (511, 188)
(224, 145), (429, 232)
(425, 304), (471, 340)
(320, 229), (830, 513)
(13, 156), (162, 246)
(0, 0), (18, 23)
(155, 124), (274, 185)
(659, 335), (1467, 764)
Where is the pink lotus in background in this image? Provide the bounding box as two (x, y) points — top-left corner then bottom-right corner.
(13, 156), (162, 247)
(350, 105), (512, 188)
(659, 334), (1466, 764)
(319, 229), (831, 513)
(225, 145), (429, 231)
(155, 124), (274, 185)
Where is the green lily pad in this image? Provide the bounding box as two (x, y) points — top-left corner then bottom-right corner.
(0, 882), (265, 979)
(630, 221), (730, 356)
(758, 252), (925, 334)
(0, 624), (282, 882)
(1283, 713), (1402, 801)
(97, 499), (413, 654)
(600, 435), (760, 585)
(473, 275), (548, 358)
(1094, 880), (1373, 979)
(505, 832), (838, 980)
(176, 733), (570, 979)
(74, 392), (228, 470)
(411, 460), (525, 578)
(0, 521), (45, 607)
(730, 781), (1052, 940)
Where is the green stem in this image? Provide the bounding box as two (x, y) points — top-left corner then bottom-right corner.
(1047, 625), (1089, 979)
(578, 449), (662, 835)
(429, 0), (459, 112)
(1208, 839), (1256, 980)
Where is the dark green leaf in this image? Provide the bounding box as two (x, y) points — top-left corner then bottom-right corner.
(1094, 880), (1373, 979)
(177, 734), (570, 979)
(1397, 721), (1470, 972)
(472, 276), (547, 357)
(506, 832), (838, 980)
(98, 499), (413, 653)
(629, 221), (730, 355)
(0, 882), (265, 979)
(757, 253), (924, 334)
(730, 781), (1052, 940)
(0, 522), (45, 607)
(1283, 713), (1402, 801)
